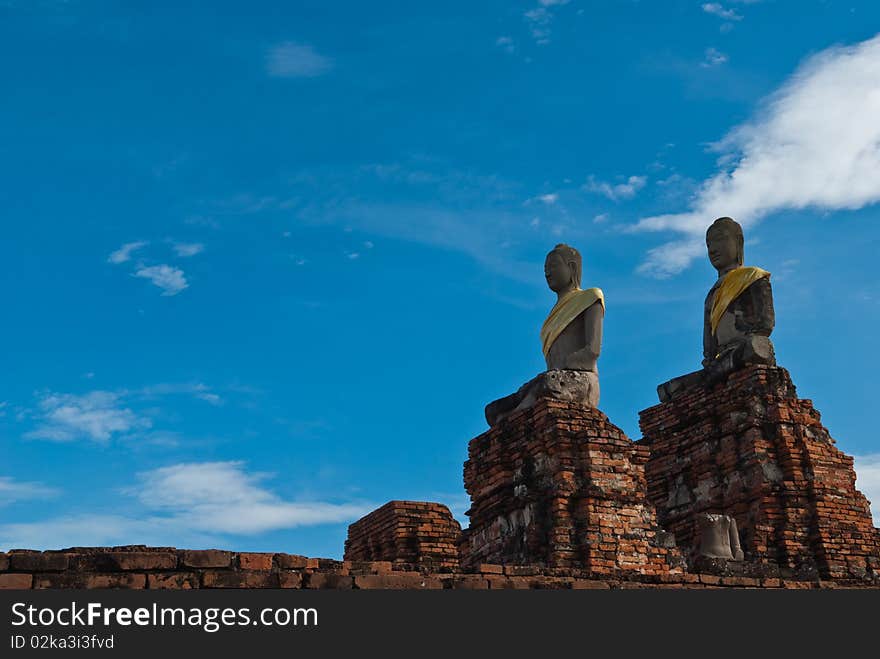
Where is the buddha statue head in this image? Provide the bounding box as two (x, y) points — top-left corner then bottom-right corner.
(706, 217), (744, 275)
(544, 243), (582, 295)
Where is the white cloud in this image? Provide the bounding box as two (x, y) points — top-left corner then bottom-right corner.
(134, 462), (369, 534)
(172, 242), (204, 257)
(539, 193), (558, 204)
(854, 454), (880, 526)
(584, 175), (646, 201)
(524, 2), (570, 45)
(593, 213), (609, 224)
(0, 477), (58, 506)
(496, 36), (515, 54)
(0, 462), (372, 549)
(634, 34), (880, 277)
(139, 382), (223, 406)
(134, 264), (188, 296)
(701, 47), (729, 68)
(346, 252), (360, 260)
(266, 42), (332, 78)
(107, 241), (148, 264)
(25, 391), (149, 443)
(702, 3), (742, 21)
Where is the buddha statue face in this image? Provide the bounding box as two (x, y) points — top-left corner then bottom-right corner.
(544, 244), (581, 293)
(706, 217), (744, 274)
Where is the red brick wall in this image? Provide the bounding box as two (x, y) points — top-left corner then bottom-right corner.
(3, 545), (872, 589)
(343, 501), (461, 570)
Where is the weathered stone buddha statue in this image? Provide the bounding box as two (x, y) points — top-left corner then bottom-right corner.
(485, 243), (605, 427)
(698, 513), (744, 561)
(657, 216), (776, 402)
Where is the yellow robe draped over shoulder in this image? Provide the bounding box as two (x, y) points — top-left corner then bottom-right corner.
(540, 287), (605, 358)
(710, 266), (771, 335)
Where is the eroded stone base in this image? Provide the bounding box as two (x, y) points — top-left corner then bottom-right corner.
(485, 369), (599, 427)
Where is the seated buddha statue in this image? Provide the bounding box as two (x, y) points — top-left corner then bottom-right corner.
(485, 243), (605, 427)
(657, 216), (776, 402)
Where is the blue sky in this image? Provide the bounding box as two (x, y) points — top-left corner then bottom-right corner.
(1, 0), (879, 558)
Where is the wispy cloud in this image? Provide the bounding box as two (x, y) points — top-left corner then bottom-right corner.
(634, 33), (880, 277)
(171, 242), (204, 257)
(133, 462), (368, 534)
(134, 264), (188, 296)
(0, 462), (371, 549)
(0, 477), (58, 506)
(584, 175), (646, 201)
(702, 3), (742, 21)
(496, 36), (515, 54)
(701, 47), (729, 68)
(107, 241), (148, 264)
(266, 42), (332, 78)
(854, 454), (880, 525)
(138, 382), (223, 406)
(523, 0), (569, 45)
(25, 391), (150, 443)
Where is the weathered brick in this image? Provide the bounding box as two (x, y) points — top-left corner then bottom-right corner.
(279, 572), (303, 589)
(148, 572), (200, 589)
(33, 572), (147, 589)
(450, 576), (489, 590)
(571, 579), (611, 589)
(239, 553), (274, 571)
(202, 570), (278, 589)
(9, 552), (70, 572)
(77, 552), (176, 572)
(179, 550), (233, 569)
(85, 573), (147, 589)
(0, 553), (7, 571)
(0, 574), (33, 589)
(477, 563), (504, 575)
(303, 573), (353, 589)
(275, 553), (309, 569)
(354, 574), (443, 589)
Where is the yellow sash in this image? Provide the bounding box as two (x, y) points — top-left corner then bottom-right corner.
(540, 287), (604, 358)
(710, 266), (771, 334)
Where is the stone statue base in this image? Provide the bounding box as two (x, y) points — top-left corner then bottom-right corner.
(657, 335), (775, 402)
(640, 364), (880, 582)
(462, 398), (685, 575)
(485, 369), (599, 427)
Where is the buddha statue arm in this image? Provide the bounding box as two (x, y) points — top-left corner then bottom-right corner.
(740, 276), (775, 336)
(702, 299), (718, 368)
(559, 301), (603, 371)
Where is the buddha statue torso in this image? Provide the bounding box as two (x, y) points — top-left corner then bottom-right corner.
(545, 302), (604, 371)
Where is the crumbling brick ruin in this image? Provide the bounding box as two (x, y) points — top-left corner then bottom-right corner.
(460, 399), (685, 577)
(639, 364), (880, 582)
(343, 500), (460, 571)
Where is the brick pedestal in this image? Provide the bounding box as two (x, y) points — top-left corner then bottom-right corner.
(343, 501), (461, 570)
(639, 364), (880, 582)
(461, 399), (685, 577)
